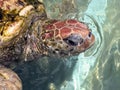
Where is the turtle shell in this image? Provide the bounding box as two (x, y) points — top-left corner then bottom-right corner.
(0, 0), (47, 66)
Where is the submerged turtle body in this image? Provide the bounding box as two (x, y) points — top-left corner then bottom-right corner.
(0, 0), (95, 90)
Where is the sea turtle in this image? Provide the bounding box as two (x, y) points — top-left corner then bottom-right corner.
(0, 0), (95, 90)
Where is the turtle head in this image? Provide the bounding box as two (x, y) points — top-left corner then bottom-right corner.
(42, 19), (95, 57)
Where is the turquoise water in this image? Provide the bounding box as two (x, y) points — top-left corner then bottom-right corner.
(14, 0), (120, 90)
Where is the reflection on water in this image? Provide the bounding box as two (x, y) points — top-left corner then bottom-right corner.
(82, 0), (120, 90)
(14, 0), (120, 90)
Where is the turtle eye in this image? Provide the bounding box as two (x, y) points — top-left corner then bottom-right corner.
(63, 34), (84, 46)
(88, 32), (92, 37)
(67, 40), (78, 46)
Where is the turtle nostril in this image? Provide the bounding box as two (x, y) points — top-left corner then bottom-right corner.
(88, 32), (92, 37)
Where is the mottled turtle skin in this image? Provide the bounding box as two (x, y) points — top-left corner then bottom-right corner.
(0, 0), (95, 90)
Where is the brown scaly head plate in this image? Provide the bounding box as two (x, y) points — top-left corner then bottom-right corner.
(40, 19), (95, 57)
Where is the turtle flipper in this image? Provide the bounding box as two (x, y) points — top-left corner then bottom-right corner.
(0, 66), (22, 90)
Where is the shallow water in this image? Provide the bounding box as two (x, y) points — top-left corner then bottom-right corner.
(14, 0), (120, 90)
